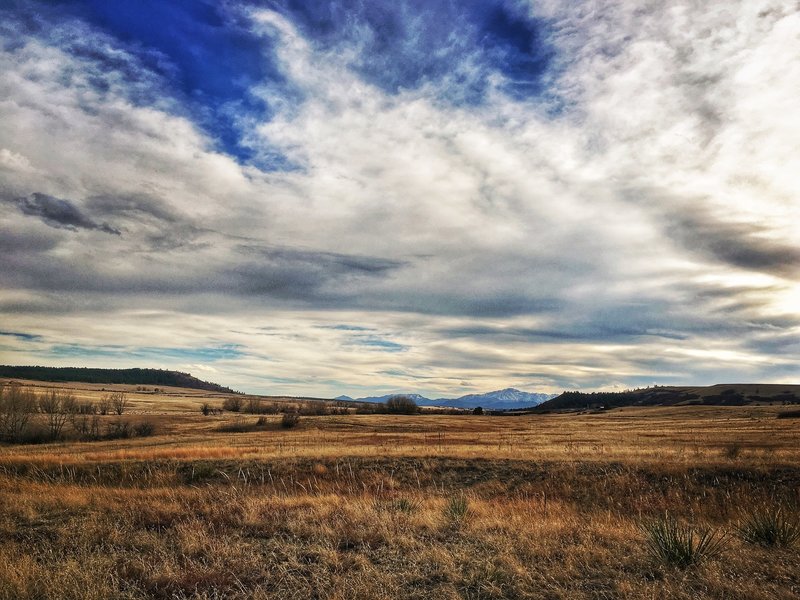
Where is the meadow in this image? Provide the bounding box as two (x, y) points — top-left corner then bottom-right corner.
(0, 380), (798, 599)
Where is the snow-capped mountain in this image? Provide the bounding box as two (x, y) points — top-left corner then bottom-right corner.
(351, 393), (431, 405)
(348, 388), (557, 410)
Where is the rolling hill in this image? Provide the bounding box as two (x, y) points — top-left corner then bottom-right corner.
(0, 366), (238, 394)
(536, 384), (800, 411)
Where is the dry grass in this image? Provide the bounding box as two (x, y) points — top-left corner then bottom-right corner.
(0, 380), (798, 599)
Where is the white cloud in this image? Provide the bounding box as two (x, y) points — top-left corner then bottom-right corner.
(0, 1), (798, 395)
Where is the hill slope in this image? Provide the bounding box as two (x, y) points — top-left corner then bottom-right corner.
(0, 365), (238, 394)
(537, 384), (800, 411)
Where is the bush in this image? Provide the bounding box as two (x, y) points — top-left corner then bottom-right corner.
(281, 412), (300, 429)
(222, 397), (243, 412)
(134, 421), (156, 437)
(723, 442), (742, 460)
(641, 515), (726, 568)
(245, 397), (262, 414)
(105, 421), (131, 440)
(201, 403), (211, 416)
(386, 395), (419, 415)
(300, 401), (329, 416)
(737, 507), (800, 548)
(472, 406), (484, 415)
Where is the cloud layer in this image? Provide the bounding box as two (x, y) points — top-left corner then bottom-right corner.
(0, 0), (798, 396)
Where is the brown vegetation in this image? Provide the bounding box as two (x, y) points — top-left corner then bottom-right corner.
(0, 379), (798, 599)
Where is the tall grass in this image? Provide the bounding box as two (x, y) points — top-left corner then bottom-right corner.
(737, 506), (800, 548)
(641, 515), (726, 568)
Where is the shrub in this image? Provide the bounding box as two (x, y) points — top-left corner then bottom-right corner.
(134, 421), (156, 437)
(386, 395), (419, 415)
(641, 515), (726, 568)
(222, 397), (243, 412)
(72, 415), (101, 440)
(281, 411), (300, 429)
(201, 403), (211, 416)
(723, 442), (742, 460)
(300, 400), (329, 416)
(737, 507), (800, 548)
(472, 406), (484, 415)
(245, 397), (262, 414)
(105, 421), (131, 440)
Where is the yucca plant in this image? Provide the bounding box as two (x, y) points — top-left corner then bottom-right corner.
(445, 493), (470, 523)
(391, 497), (421, 514)
(737, 506), (800, 548)
(641, 515), (726, 568)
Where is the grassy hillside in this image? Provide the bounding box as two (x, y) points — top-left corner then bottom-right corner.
(538, 383), (800, 411)
(0, 366), (238, 394)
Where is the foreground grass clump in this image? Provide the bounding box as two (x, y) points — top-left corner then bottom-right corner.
(737, 506), (800, 548)
(641, 515), (727, 568)
(444, 493), (470, 524)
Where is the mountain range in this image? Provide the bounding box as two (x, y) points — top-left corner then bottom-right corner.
(336, 388), (557, 410)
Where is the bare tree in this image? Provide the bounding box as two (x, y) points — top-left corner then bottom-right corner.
(38, 390), (72, 440)
(0, 384), (37, 442)
(98, 395), (111, 415)
(386, 395), (419, 415)
(110, 391), (129, 416)
(246, 396), (262, 414)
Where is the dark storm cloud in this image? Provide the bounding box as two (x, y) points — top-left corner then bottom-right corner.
(12, 193), (120, 234)
(0, 330), (41, 341)
(85, 193), (182, 224)
(230, 245), (406, 299)
(664, 207), (800, 278)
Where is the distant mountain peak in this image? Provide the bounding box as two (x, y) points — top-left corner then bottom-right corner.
(351, 388), (556, 410)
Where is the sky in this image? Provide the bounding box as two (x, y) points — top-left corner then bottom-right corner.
(0, 0), (798, 397)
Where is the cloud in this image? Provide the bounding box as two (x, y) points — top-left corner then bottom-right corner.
(12, 192), (120, 234)
(0, 1), (798, 395)
(663, 206), (800, 278)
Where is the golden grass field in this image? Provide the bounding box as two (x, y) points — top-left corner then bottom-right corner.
(1, 379), (799, 599)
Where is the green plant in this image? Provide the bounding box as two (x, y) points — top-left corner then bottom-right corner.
(445, 493), (470, 523)
(390, 497), (421, 514)
(641, 515), (726, 568)
(737, 506), (800, 548)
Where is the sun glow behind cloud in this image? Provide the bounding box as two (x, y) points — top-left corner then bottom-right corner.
(0, 0), (798, 396)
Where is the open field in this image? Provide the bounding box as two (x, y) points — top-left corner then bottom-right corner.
(1, 380), (799, 599)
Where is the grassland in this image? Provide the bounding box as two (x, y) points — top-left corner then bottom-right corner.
(1, 379), (799, 599)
